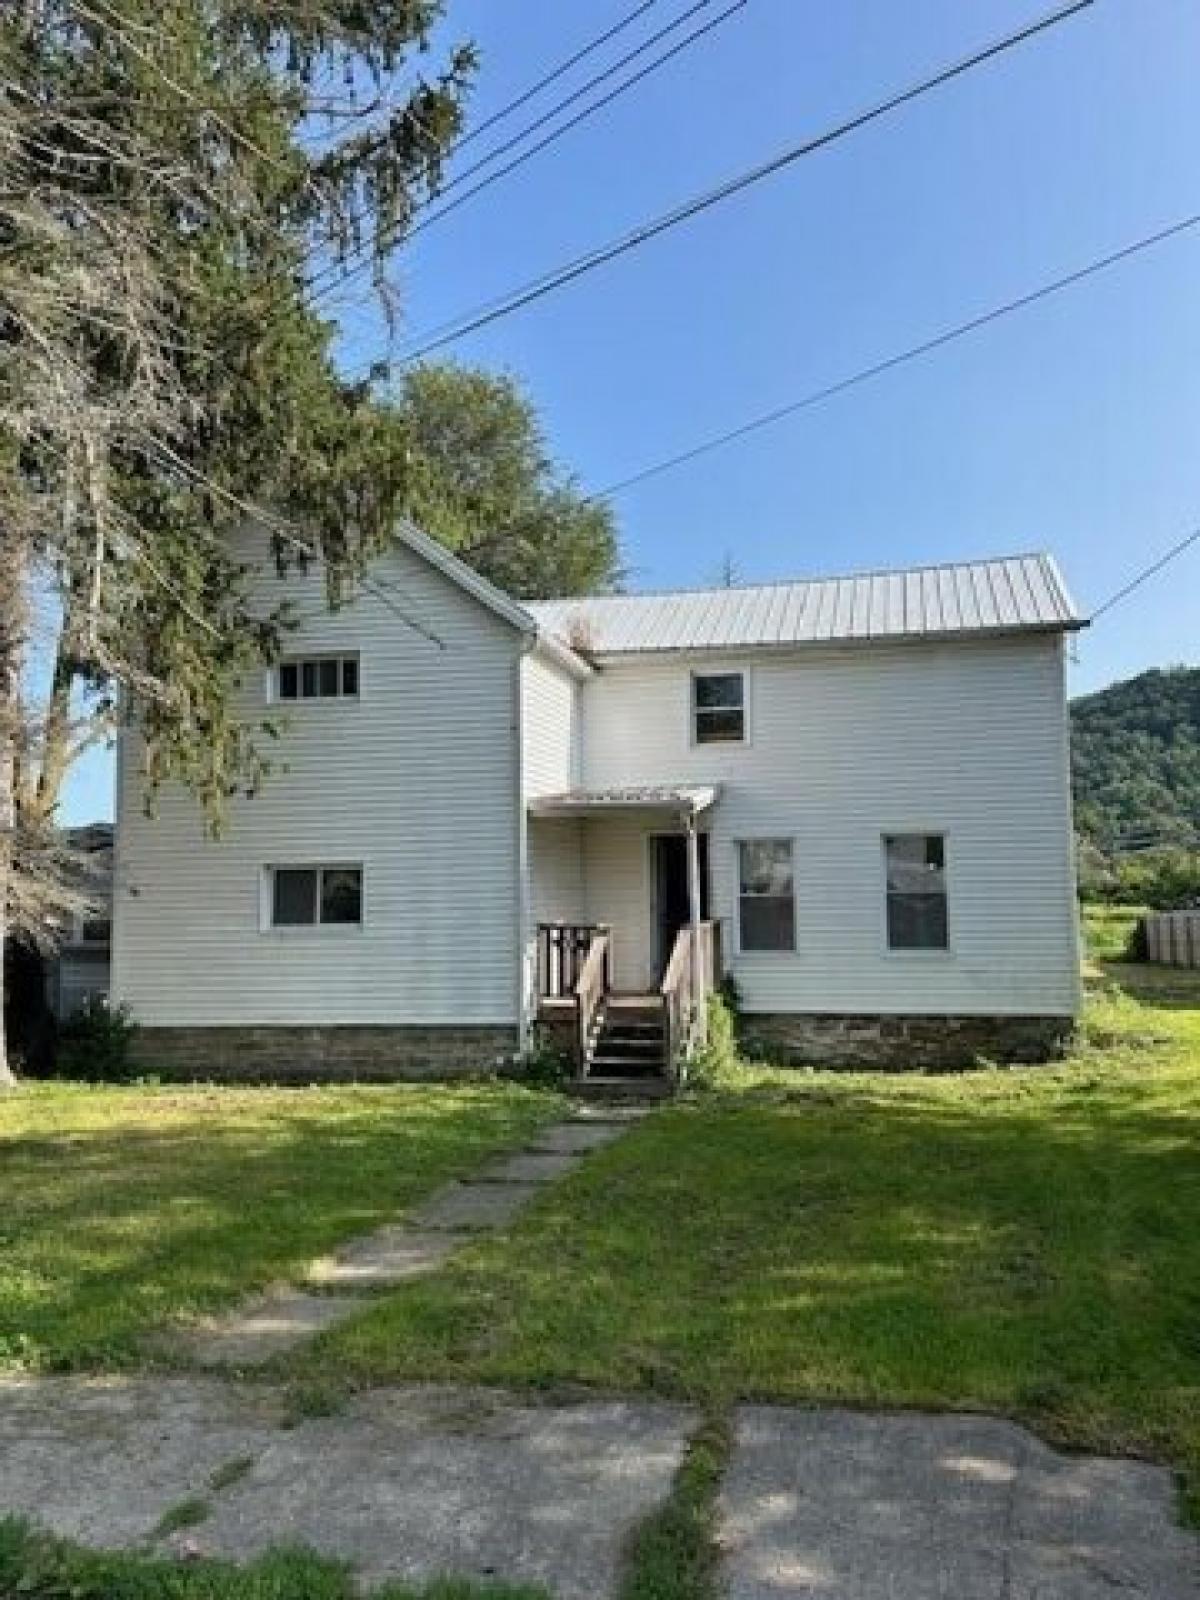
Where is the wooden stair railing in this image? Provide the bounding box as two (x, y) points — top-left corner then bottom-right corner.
(573, 929), (611, 1078)
(659, 920), (723, 1083)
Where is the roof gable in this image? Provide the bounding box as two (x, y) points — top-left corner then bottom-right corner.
(394, 520), (537, 636)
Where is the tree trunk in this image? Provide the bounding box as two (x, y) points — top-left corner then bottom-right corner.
(29, 603), (78, 829)
(0, 531), (29, 1087)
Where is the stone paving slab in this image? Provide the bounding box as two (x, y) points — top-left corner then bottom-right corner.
(477, 1150), (584, 1184)
(198, 1385), (691, 1600)
(409, 1178), (544, 1231)
(719, 1406), (1199, 1600)
(179, 1289), (370, 1368)
(527, 1120), (629, 1154)
(308, 1227), (458, 1290)
(0, 1376), (283, 1546)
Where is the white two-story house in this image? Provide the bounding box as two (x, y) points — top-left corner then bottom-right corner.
(112, 524), (1084, 1082)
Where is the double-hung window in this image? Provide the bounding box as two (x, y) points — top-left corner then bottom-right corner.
(884, 834), (948, 950)
(269, 865), (362, 928)
(692, 672), (745, 744)
(276, 655), (359, 702)
(738, 839), (795, 952)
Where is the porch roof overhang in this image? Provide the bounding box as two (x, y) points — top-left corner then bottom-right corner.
(528, 783), (719, 819)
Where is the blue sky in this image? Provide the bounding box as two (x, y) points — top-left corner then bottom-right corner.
(64, 0), (1200, 822)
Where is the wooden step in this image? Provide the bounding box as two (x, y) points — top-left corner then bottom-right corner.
(573, 1076), (672, 1103)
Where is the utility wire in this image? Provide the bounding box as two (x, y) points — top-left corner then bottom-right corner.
(456, 0), (662, 153)
(306, 1), (674, 301)
(1091, 526), (1200, 622)
(405, 0), (744, 241)
(362, 0), (1094, 372)
(307, 0), (738, 304)
(582, 209), (1200, 500)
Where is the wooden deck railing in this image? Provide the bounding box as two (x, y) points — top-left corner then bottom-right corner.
(660, 919), (722, 1083)
(536, 922), (609, 1001)
(536, 923), (611, 1077)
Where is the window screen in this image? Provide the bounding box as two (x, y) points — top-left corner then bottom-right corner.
(738, 839), (795, 951)
(272, 867), (318, 926)
(885, 834), (948, 950)
(693, 673), (745, 744)
(269, 866), (362, 927)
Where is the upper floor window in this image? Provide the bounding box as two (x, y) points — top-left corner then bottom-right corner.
(693, 671), (745, 744)
(269, 865), (362, 928)
(276, 654), (359, 702)
(738, 838), (795, 951)
(884, 834), (948, 950)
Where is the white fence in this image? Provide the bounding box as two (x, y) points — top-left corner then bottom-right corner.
(1142, 911), (1200, 968)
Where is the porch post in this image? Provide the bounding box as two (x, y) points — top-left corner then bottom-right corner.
(685, 809), (706, 1047)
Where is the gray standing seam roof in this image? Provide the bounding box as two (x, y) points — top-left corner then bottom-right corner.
(527, 553), (1082, 657)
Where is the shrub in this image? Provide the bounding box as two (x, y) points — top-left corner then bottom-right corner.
(515, 1026), (572, 1090)
(54, 997), (138, 1083)
(687, 991), (740, 1090)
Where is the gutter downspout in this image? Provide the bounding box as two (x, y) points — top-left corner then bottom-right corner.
(514, 631), (538, 1054)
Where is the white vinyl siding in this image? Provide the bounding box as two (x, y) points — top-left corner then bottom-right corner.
(520, 648), (582, 798)
(576, 634), (1079, 1016)
(521, 648), (586, 1010)
(112, 533), (523, 1027)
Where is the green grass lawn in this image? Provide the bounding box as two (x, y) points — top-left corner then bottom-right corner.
(0, 1080), (557, 1372)
(294, 960), (1200, 1520)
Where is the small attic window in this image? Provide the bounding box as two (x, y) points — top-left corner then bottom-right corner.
(277, 655), (359, 701)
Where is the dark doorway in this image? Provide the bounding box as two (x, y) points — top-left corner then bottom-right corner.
(651, 832), (710, 978)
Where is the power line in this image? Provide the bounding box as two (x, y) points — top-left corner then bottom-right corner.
(308, 0), (743, 305)
(365, 0), (1094, 371)
(306, 1), (676, 302)
(1091, 526), (1200, 622)
(456, 1), (662, 153)
(406, 0), (745, 242)
(582, 209), (1200, 500)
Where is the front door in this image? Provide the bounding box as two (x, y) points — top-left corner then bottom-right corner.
(651, 833), (710, 978)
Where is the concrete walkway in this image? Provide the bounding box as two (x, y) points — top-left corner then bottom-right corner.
(170, 1107), (642, 1369)
(0, 1378), (1194, 1598)
(721, 1406), (1199, 1599)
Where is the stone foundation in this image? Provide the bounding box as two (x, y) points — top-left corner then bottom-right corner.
(739, 1012), (1075, 1071)
(131, 1024), (520, 1083)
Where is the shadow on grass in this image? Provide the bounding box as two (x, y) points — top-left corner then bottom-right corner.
(290, 1038), (1200, 1519)
(0, 1083), (555, 1371)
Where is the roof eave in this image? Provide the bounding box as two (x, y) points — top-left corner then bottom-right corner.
(394, 518), (537, 636)
(534, 629), (594, 680)
(570, 620), (1086, 662)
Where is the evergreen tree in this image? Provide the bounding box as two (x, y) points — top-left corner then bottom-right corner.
(0, 0), (474, 1079)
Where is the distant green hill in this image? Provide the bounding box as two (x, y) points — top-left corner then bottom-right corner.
(1071, 666), (1200, 852)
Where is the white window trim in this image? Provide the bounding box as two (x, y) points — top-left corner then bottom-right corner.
(734, 834), (797, 956)
(260, 863), (365, 932)
(689, 667), (750, 749)
(880, 831), (952, 958)
(269, 653), (361, 706)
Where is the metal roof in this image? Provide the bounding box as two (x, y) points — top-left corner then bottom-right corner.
(527, 553), (1082, 657)
(528, 784), (719, 818)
